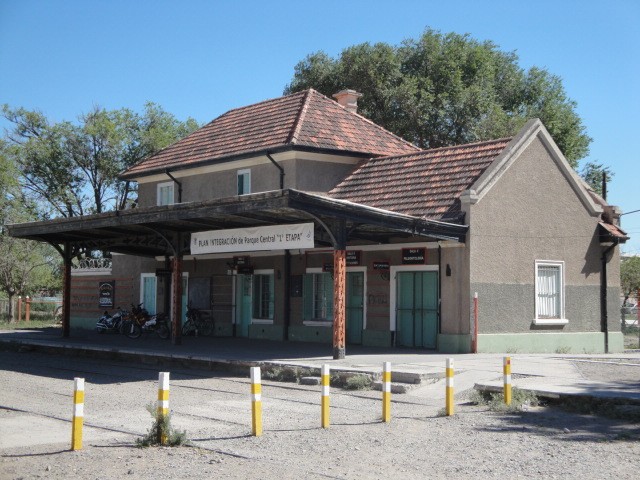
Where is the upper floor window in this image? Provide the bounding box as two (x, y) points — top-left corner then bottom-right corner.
(157, 181), (175, 206)
(534, 260), (567, 325)
(237, 169), (251, 195)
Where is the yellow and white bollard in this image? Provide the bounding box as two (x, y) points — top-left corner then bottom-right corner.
(250, 367), (263, 436)
(445, 358), (454, 416)
(503, 356), (512, 405)
(321, 364), (330, 428)
(157, 372), (170, 416)
(382, 362), (391, 423)
(71, 377), (84, 451)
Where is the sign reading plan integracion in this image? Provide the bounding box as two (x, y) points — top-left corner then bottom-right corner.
(190, 223), (315, 254)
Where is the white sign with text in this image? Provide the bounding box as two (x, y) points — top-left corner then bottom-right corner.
(190, 222), (315, 254)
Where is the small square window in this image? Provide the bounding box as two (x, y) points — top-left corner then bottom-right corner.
(237, 169), (251, 195)
(157, 182), (175, 206)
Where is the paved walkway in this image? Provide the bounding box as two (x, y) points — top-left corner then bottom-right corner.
(1, 328), (639, 404)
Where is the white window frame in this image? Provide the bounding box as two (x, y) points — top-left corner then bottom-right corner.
(237, 169), (251, 195)
(534, 260), (568, 325)
(303, 267), (333, 326)
(157, 181), (175, 206)
(251, 269), (274, 324)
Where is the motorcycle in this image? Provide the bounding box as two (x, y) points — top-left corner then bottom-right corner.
(96, 307), (128, 334)
(121, 303), (170, 340)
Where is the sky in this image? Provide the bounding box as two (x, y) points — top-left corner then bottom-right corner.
(1, 0), (639, 253)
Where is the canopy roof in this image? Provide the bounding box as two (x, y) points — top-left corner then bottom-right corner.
(7, 189), (468, 257)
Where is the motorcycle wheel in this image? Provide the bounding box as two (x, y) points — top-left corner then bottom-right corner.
(200, 321), (214, 337)
(182, 319), (196, 336)
(157, 322), (170, 339)
(124, 321), (142, 339)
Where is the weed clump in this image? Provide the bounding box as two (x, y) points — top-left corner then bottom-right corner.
(470, 388), (540, 412)
(137, 404), (188, 447)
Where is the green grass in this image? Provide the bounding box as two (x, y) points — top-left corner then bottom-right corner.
(0, 319), (61, 330)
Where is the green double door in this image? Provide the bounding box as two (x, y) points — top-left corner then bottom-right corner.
(396, 271), (438, 349)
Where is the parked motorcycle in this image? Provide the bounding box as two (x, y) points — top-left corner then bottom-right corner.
(96, 307), (128, 334)
(121, 303), (170, 339)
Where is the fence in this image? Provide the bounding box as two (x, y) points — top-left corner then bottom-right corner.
(0, 297), (62, 322)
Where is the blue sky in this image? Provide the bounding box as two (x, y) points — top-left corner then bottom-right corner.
(1, 0), (639, 253)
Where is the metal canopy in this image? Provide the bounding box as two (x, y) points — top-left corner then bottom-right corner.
(6, 189), (468, 256)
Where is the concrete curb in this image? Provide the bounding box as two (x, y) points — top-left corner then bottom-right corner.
(474, 382), (640, 406)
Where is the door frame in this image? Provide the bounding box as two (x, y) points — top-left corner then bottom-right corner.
(389, 265), (439, 334)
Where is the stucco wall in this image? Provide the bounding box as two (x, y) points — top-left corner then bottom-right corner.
(135, 154), (358, 207)
(468, 134), (618, 335)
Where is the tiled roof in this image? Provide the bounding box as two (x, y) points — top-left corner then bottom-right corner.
(122, 89), (418, 178)
(329, 138), (512, 221)
(599, 221), (629, 241)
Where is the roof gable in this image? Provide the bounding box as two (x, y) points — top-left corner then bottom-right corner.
(122, 89), (418, 179)
(329, 138), (511, 221)
(467, 119), (603, 216)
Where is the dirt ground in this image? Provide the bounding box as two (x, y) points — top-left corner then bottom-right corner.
(1, 350), (639, 480)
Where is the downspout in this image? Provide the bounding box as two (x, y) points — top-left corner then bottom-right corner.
(601, 238), (619, 354)
(437, 242), (442, 349)
(600, 172), (612, 354)
(266, 152), (285, 190)
(165, 170), (182, 203)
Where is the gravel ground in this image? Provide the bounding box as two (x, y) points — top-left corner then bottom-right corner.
(1, 351), (639, 480)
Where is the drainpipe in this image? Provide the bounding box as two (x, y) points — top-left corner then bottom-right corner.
(165, 170), (182, 203)
(266, 152), (285, 190)
(601, 238), (619, 354)
(437, 242), (442, 346)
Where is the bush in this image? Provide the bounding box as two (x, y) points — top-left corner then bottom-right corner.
(137, 404), (188, 447)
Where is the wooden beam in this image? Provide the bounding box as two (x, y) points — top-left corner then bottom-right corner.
(62, 242), (72, 338)
(332, 248), (346, 359)
(171, 251), (183, 345)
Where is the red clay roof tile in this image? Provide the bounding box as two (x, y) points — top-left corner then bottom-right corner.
(122, 89), (418, 178)
(329, 138), (512, 221)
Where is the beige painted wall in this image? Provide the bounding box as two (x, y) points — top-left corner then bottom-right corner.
(135, 153), (359, 207)
(467, 134), (620, 334)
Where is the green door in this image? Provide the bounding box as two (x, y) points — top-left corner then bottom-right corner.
(346, 272), (364, 344)
(235, 275), (252, 337)
(396, 271), (438, 349)
(142, 275), (157, 314)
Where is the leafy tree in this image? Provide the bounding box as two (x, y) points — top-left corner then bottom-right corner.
(285, 28), (591, 167)
(621, 256), (640, 307)
(0, 146), (58, 321)
(1, 103), (199, 218)
(580, 161), (614, 197)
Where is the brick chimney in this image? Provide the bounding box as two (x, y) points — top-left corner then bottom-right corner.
(332, 89), (363, 114)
